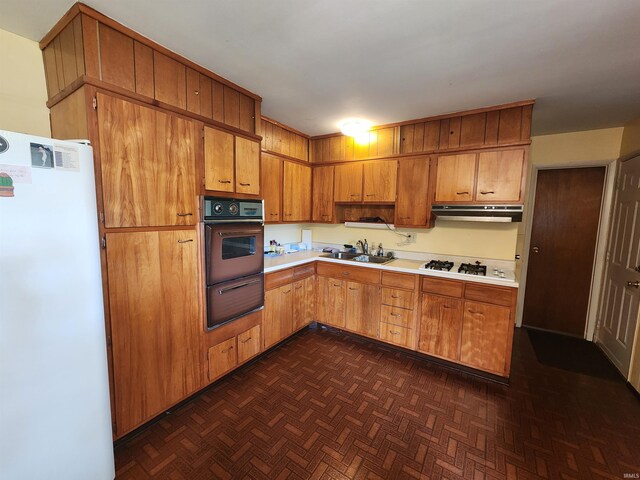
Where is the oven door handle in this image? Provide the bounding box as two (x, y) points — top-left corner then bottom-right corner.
(218, 230), (262, 237)
(218, 279), (262, 295)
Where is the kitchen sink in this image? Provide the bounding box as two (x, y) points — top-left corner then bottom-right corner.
(322, 252), (394, 264)
(323, 252), (359, 260)
(352, 254), (394, 264)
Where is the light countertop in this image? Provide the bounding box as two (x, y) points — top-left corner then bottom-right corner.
(264, 251), (519, 287)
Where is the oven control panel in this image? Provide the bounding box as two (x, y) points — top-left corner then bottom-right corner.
(203, 197), (264, 222)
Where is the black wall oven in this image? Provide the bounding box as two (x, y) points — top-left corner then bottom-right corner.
(203, 197), (264, 329)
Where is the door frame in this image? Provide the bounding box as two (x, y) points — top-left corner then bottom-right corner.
(515, 160), (617, 340)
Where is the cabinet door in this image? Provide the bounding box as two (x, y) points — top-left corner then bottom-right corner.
(292, 276), (315, 330)
(363, 160), (397, 203)
(334, 163), (363, 202)
(204, 127), (234, 192)
(261, 153), (282, 222)
(283, 161), (312, 221)
(345, 282), (380, 338)
(235, 137), (260, 195)
(106, 230), (201, 435)
(208, 337), (237, 381)
(418, 294), (463, 361)
(153, 51), (186, 110)
(476, 149), (525, 203)
(460, 301), (512, 374)
(434, 153), (476, 203)
(316, 277), (345, 327)
(395, 156), (430, 226)
(97, 93), (196, 228)
(312, 166), (335, 222)
(237, 325), (261, 363)
(263, 285), (293, 349)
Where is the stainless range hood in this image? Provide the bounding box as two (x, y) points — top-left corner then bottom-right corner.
(431, 205), (523, 223)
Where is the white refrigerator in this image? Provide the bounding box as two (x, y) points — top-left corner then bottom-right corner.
(0, 130), (115, 480)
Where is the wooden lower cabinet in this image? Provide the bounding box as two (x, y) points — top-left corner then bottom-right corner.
(208, 337), (237, 381)
(106, 229), (202, 436)
(237, 325), (261, 363)
(263, 284), (294, 348)
(460, 301), (512, 375)
(316, 276), (346, 327)
(418, 294), (463, 361)
(345, 282), (380, 338)
(293, 277), (315, 330)
(378, 322), (412, 348)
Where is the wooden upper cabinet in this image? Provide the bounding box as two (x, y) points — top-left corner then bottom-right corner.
(97, 93), (196, 228)
(334, 163), (363, 202)
(434, 153), (476, 203)
(395, 156), (430, 227)
(261, 153), (282, 222)
(98, 24), (135, 91)
(363, 160), (397, 203)
(153, 51), (187, 110)
(203, 128), (260, 196)
(204, 127), (234, 192)
(476, 149), (525, 202)
(418, 294), (463, 361)
(235, 137), (260, 195)
(283, 161), (311, 222)
(460, 300), (512, 375)
(312, 166), (335, 222)
(106, 229), (202, 435)
(134, 41), (154, 97)
(261, 118), (308, 162)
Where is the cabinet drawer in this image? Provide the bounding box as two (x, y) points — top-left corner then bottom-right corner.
(380, 305), (413, 328)
(317, 262), (381, 284)
(464, 283), (515, 307)
(421, 277), (463, 297)
(378, 322), (413, 349)
(381, 288), (414, 310)
(208, 337), (237, 381)
(265, 268), (294, 290)
(293, 263), (315, 280)
(237, 325), (261, 363)
(381, 271), (416, 290)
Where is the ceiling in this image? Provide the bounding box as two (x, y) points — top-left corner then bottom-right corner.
(2, 0), (640, 136)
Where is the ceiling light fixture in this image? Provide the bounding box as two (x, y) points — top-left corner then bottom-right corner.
(339, 119), (372, 138)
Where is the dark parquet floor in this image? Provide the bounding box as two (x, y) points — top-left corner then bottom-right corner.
(114, 326), (640, 479)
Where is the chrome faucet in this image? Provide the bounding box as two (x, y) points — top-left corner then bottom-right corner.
(356, 239), (369, 254)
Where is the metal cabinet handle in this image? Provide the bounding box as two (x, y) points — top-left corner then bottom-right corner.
(282, 289), (292, 294)
(441, 305), (451, 309)
(350, 194), (359, 197)
(222, 346), (234, 353)
(391, 295), (400, 299)
(389, 330), (400, 335)
(456, 191), (469, 195)
(342, 272), (350, 276)
(348, 287), (358, 291)
(240, 337), (252, 343)
(480, 191), (495, 195)
(467, 310), (481, 315)
(270, 213), (278, 216)
(177, 212), (193, 217)
(332, 283), (341, 287)
(366, 194), (375, 197)
(627, 281), (640, 289)
(218, 279), (261, 294)
(239, 182), (251, 186)
(177, 239), (193, 244)
(218, 230), (262, 237)
(390, 313), (401, 317)
(218, 180), (231, 184)
(532, 246), (540, 253)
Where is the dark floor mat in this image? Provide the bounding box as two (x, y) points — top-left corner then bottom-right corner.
(526, 328), (623, 381)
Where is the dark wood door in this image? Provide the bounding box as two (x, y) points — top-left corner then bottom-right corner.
(523, 167), (606, 336)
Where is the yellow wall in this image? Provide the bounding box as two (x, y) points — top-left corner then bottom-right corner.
(619, 116), (640, 158)
(310, 223), (518, 260)
(0, 29), (50, 137)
